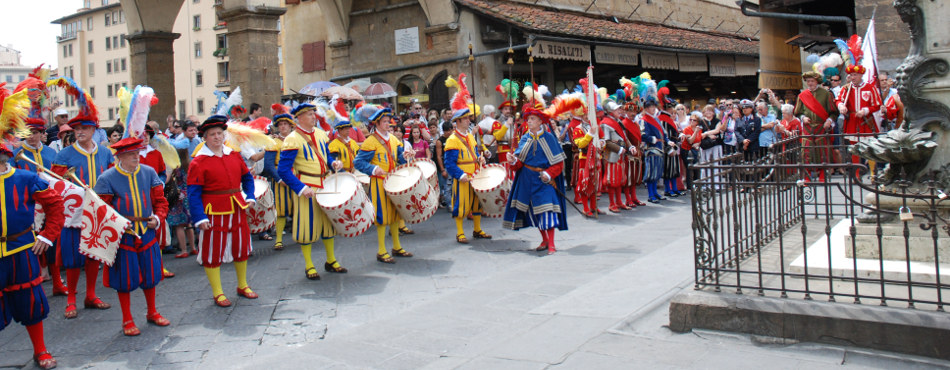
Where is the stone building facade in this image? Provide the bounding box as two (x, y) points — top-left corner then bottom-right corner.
(855, 0), (911, 73)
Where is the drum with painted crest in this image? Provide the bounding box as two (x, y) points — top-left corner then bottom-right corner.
(383, 164), (438, 224)
(247, 175), (276, 234)
(315, 172), (375, 237)
(471, 164), (510, 218)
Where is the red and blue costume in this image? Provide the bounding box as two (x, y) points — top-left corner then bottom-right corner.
(0, 161), (65, 367)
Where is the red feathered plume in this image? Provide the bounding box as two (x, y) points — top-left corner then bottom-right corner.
(28, 64), (45, 79)
(543, 92), (585, 119)
(657, 87), (670, 106)
(446, 73), (471, 111)
(271, 103), (289, 115)
(245, 116), (272, 132)
(847, 34), (863, 64)
(150, 96), (159, 106)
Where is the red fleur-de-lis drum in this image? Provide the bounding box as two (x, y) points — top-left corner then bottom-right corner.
(316, 172), (375, 237)
(471, 164), (511, 218)
(247, 176), (276, 234)
(384, 164), (438, 224)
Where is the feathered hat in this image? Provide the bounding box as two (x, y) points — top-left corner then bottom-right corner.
(446, 73), (480, 119)
(15, 65), (50, 131)
(199, 115), (229, 136)
(656, 79), (675, 108)
(495, 78), (519, 110)
(110, 137), (145, 156)
(271, 103), (294, 128)
(0, 85), (31, 144)
(835, 34), (865, 75)
(117, 85), (158, 140)
(619, 76), (640, 110)
(326, 95), (352, 130)
(521, 81), (548, 110)
(213, 86), (244, 119)
(48, 76), (98, 128)
(636, 74), (659, 108)
(352, 103), (393, 127)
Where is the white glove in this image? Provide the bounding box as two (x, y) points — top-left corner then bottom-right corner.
(540, 171), (551, 183)
(652, 137), (657, 144)
(617, 146), (625, 156)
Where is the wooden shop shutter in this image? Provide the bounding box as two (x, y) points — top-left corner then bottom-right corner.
(301, 41), (326, 73)
(285, 0), (300, 4)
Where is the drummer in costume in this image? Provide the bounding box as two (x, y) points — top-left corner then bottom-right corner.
(492, 79), (519, 179)
(637, 78), (667, 203)
(277, 103), (346, 280)
(834, 34), (881, 166)
(49, 78), (113, 318)
(262, 104), (295, 250)
(0, 90), (65, 370)
(327, 102), (361, 174)
(93, 137), (171, 336)
(187, 115), (258, 307)
(445, 107), (492, 243)
(353, 106), (416, 263)
(503, 95), (577, 254)
(600, 95), (630, 213)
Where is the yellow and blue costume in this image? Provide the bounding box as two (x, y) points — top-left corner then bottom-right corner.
(444, 123), (491, 243)
(262, 134), (293, 247)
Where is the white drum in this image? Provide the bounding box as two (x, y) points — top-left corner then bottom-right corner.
(471, 164), (511, 218)
(354, 170), (371, 196)
(384, 164), (438, 224)
(413, 158), (438, 190)
(316, 172), (375, 237)
(247, 176), (276, 234)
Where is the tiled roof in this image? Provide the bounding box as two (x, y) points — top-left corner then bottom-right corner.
(455, 0), (759, 56)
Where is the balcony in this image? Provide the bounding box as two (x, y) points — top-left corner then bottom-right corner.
(57, 33), (78, 43)
(213, 48), (228, 58)
(213, 21), (227, 30)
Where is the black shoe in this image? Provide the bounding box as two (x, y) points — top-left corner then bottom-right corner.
(663, 192), (674, 198)
(648, 197), (660, 204)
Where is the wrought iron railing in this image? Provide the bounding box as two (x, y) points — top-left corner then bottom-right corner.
(689, 134), (948, 311)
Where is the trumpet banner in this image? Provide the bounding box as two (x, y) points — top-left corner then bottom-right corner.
(78, 189), (131, 266)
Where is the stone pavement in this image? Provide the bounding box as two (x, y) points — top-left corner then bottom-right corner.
(1, 192), (948, 369)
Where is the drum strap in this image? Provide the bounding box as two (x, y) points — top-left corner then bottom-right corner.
(204, 188), (241, 195)
(0, 227), (33, 242)
(456, 130), (479, 172)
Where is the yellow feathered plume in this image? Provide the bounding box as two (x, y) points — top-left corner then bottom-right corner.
(445, 75), (458, 89)
(226, 123), (276, 151)
(117, 86), (132, 125)
(1, 90), (32, 139)
(151, 136), (181, 171)
(639, 72), (652, 80)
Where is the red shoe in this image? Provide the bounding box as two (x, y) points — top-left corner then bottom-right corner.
(162, 269), (175, 278)
(33, 352), (57, 369)
(52, 286), (68, 297)
(64, 304), (78, 319)
(147, 313), (171, 326)
(213, 294), (232, 307)
(122, 321), (141, 336)
(236, 287), (259, 299)
(174, 251), (190, 259)
(608, 205), (621, 213)
(190, 249), (198, 256)
(83, 297), (111, 310)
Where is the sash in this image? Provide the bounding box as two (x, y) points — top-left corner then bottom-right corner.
(295, 128), (329, 176)
(658, 112), (679, 136)
(454, 130), (479, 173)
(620, 118), (641, 145)
(799, 89), (829, 122)
(642, 114), (666, 142)
(373, 133), (397, 173)
(601, 117), (627, 142)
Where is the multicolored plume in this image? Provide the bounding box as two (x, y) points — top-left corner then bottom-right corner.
(122, 85), (157, 139)
(445, 73), (473, 111)
(327, 94), (352, 129)
(495, 79), (519, 102)
(638, 76), (657, 102)
(352, 103), (382, 126)
(271, 103), (290, 116)
(543, 92), (585, 119)
(522, 83), (547, 109)
(226, 122), (276, 151)
(619, 76), (636, 100)
(835, 34), (865, 74)
(0, 87), (31, 141)
(48, 76), (98, 123)
(214, 86), (243, 118)
(29, 64), (50, 82)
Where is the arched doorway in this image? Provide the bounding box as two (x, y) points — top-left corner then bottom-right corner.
(427, 70), (449, 113)
(396, 74), (429, 115)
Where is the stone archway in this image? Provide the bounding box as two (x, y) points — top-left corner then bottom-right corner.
(427, 70), (449, 112)
(396, 74), (430, 114)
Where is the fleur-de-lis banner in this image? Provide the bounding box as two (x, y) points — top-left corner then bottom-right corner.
(35, 173), (86, 229)
(79, 188), (131, 266)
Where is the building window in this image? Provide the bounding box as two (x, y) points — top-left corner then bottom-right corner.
(193, 15), (201, 30)
(194, 42), (201, 58)
(111, 11), (118, 25)
(105, 13), (110, 26)
(87, 17), (93, 30)
(88, 63), (94, 77)
(113, 59), (119, 74)
(102, 0), (109, 5)
(196, 98), (204, 114)
(68, 66), (74, 79)
(89, 86), (95, 99)
(107, 84), (113, 97)
(179, 100), (187, 119)
(122, 82), (127, 88)
(119, 10), (125, 24)
(277, 46), (282, 64)
(121, 58), (126, 71)
(217, 62), (229, 84)
(301, 41), (326, 73)
(68, 44), (73, 57)
(217, 34), (228, 49)
(193, 0), (199, 3)
(108, 108), (114, 121)
(113, 36), (119, 49)
(106, 61), (112, 74)
(62, 45), (68, 58)
(84, 0), (91, 8)
(105, 37), (111, 50)
(195, 70), (203, 86)
(120, 34), (126, 47)
(88, 40), (94, 53)
(4, 76), (11, 83)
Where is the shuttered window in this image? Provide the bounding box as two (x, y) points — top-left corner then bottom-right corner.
(301, 41), (326, 73)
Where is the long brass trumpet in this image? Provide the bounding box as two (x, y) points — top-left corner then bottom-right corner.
(14, 151), (84, 188)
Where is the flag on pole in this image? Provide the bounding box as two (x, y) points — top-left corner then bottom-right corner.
(78, 188), (131, 266)
(860, 19), (882, 131)
(35, 173), (86, 229)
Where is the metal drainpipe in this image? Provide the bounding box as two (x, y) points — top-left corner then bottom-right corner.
(738, 1), (854, 35)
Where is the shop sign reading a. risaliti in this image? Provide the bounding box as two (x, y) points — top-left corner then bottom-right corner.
(533, 40), (590, 62)
(594, 46), (639, 66)
(640, 51), (677, 70)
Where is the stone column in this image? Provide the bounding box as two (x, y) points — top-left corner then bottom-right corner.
(218, 6), (286, 108)
(127, 31), (180, 124)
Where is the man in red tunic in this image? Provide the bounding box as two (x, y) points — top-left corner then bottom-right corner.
(620, 101), (645, 208)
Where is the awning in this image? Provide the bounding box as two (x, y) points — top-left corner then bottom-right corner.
(594, 46), (639, 66)
(736, 57), (759, 76)
(641, 51), (678, 70)
(709, 55), (737, 77)
(533, 40), (590, 62)
(678, 54), (708, 72)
